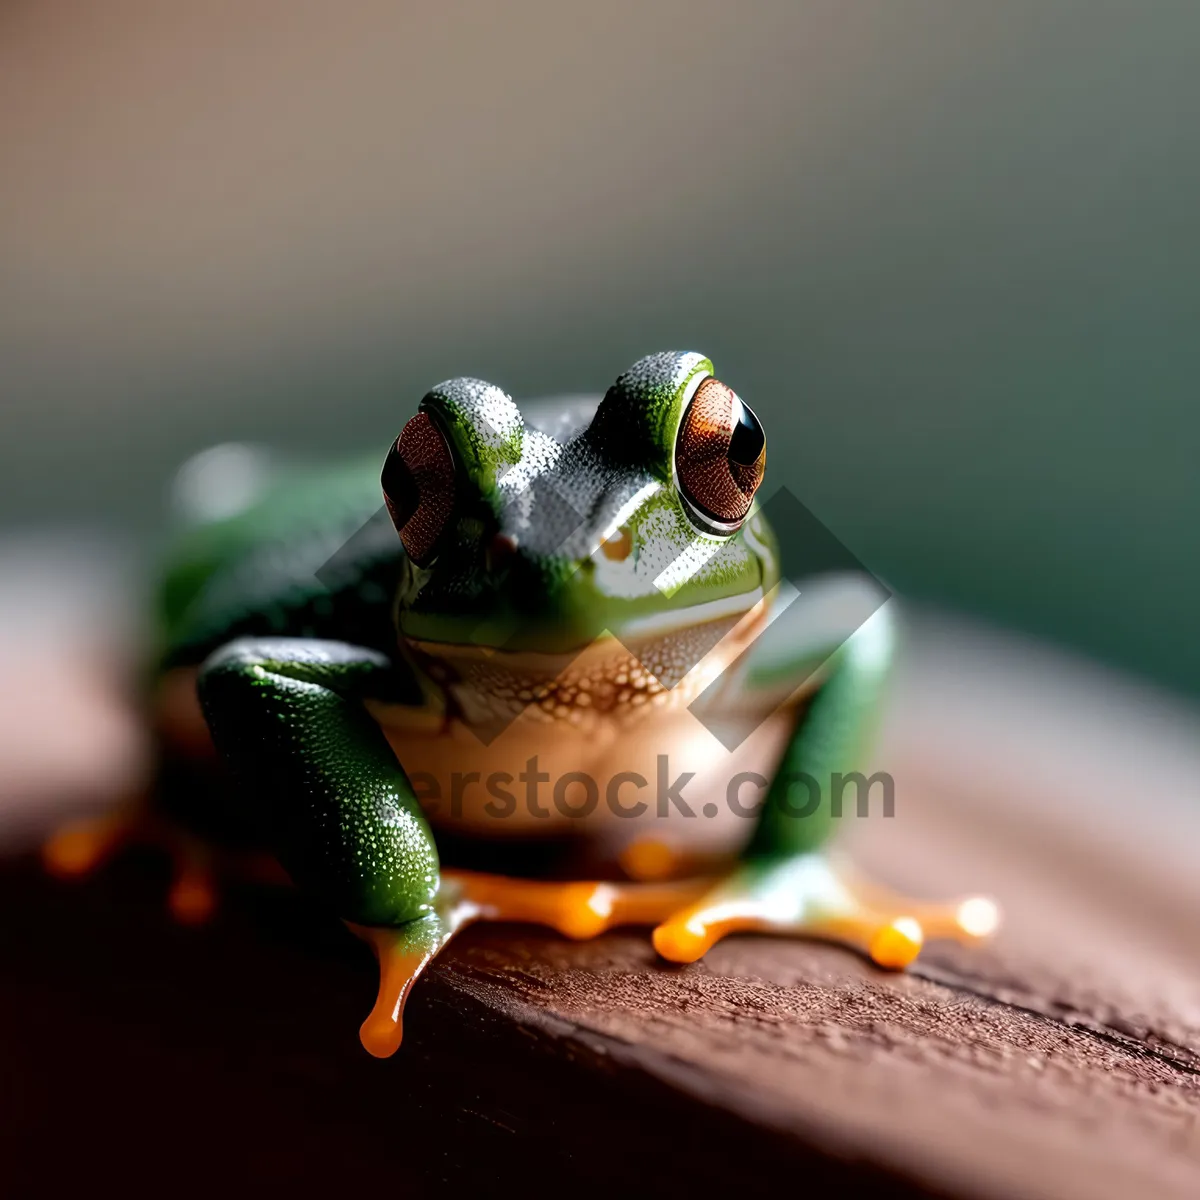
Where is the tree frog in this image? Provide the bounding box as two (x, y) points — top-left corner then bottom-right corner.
(44, 352), (997, 1057)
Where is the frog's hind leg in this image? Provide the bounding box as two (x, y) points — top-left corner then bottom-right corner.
(43, 664), (222, 904)
(652, 594), (996, 967)
(41, 804), (144, 881)
(42, 803), (226, 925)
(651, 852), (999, 968)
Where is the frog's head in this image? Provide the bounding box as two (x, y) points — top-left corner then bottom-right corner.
(381, 352), (779, 660)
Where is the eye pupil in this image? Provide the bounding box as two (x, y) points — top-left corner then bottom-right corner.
(727, 398), (765, 466)
(382, 411), (456, 564)
(381, 439), (420, 526)
(674, 376), (766, 531)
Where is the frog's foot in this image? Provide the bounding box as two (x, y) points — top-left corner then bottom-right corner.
(829, 858), (1002, 948)
(617, 836), (734, 882)
(350, 907), (470, 1060)
(651, 853), (1000, 968)
(443, 868), (714, 939)
(41, 807), (142, 880)
(165, 839), (219, 925)
(42, 806), (281, 927)
(348, 869), (715, 1058)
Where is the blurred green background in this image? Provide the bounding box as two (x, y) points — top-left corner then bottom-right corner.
(2, 2), (1196, 695)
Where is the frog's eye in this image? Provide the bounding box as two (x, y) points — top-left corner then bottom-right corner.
(674, 377), (766, 533)
(382, 413), (456, 564)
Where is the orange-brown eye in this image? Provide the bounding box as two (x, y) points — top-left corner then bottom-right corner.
(381, 412), (456, 564)
(675, 377), (766, 531)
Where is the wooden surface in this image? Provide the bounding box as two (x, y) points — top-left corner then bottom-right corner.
(1, 571), (1199, 1198)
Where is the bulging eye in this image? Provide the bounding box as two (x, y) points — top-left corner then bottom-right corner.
(381, 412), (456, 564)
(674, 377), (766, 532)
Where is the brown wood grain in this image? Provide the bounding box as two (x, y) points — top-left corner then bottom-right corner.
(1, 586), (1198, 1199)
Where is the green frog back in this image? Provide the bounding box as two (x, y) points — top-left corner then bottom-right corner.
(154, 447), (402, 670)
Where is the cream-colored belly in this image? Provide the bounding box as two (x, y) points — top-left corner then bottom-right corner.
(375, 701), (795, 854)
(369, 606), (812, 860)
(156, 600), (815, 863)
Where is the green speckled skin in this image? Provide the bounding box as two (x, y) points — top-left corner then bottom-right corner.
(159, 352), (894, 927)
(397, 353), (773, 649)
(157, 453), (405, 667)
(200, 640), (437, 925)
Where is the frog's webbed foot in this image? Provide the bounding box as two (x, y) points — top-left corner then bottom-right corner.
(348, 869), (715, 1057)
(650, 853), (1000, 968)
(42, 806), (149, 884)
(617, 836), (734, 882)
(42, 807), (276, 927)
(348, 863), (1000, 1058)
(350, 909), (467, 1059)
(442, 869), (713, 940)
(164, 838), (219, 925)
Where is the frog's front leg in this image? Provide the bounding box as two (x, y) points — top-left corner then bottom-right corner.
(351, 870), (714, 1056)
(196, 638), (700, 1056)
(196, 638), (451, 1046)
(652, 595), (999, 966)
(197, 637), (441, 927)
